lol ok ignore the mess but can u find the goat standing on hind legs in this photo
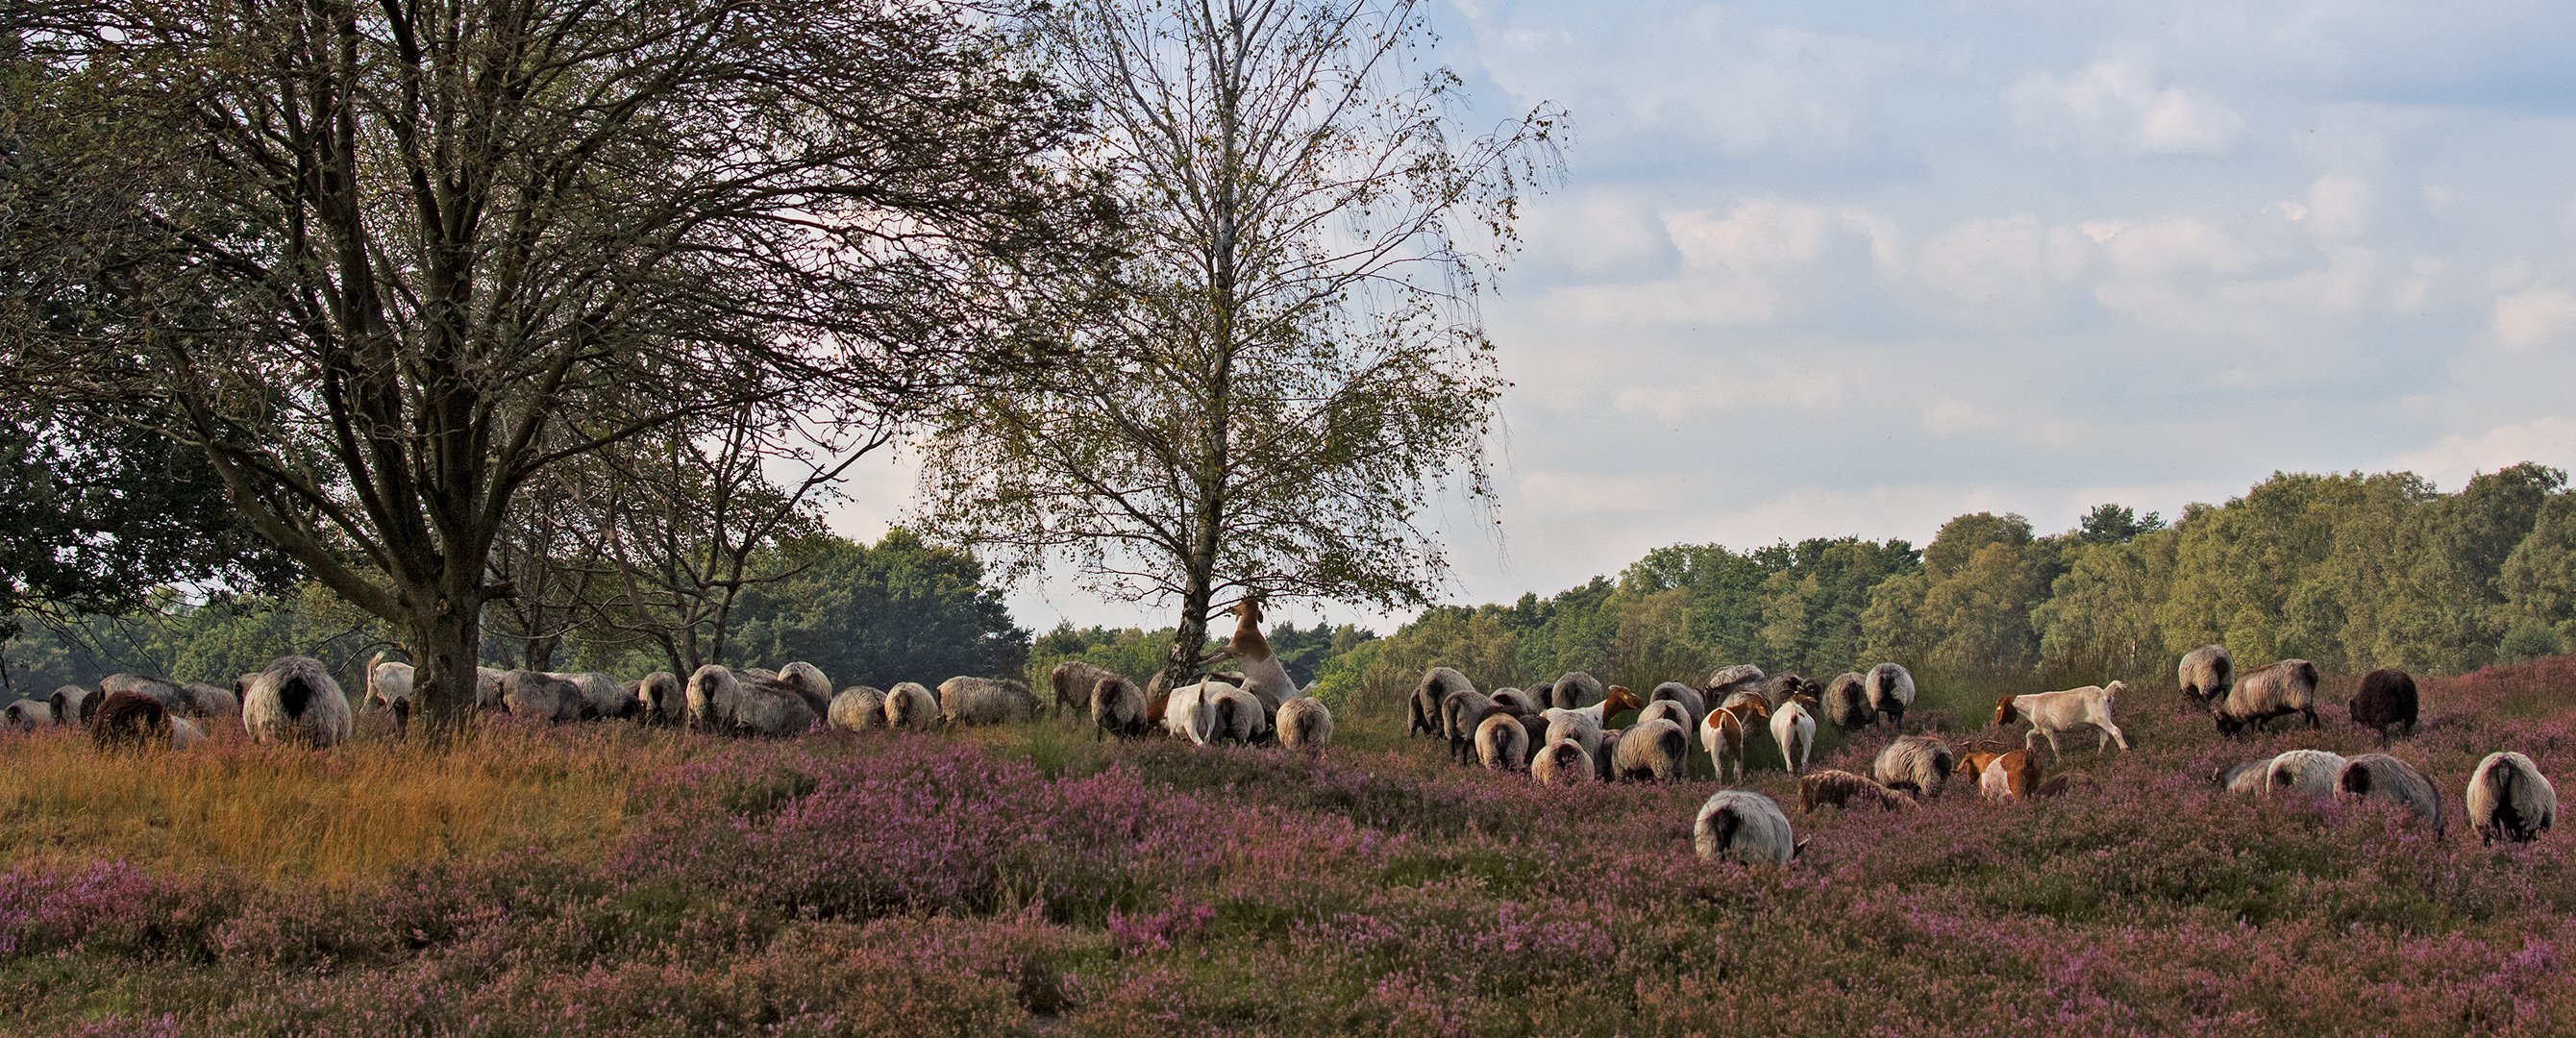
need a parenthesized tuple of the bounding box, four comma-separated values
(1209, 595, 1299, 714)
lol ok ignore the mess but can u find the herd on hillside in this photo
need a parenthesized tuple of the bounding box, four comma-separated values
(3, 599, 2557, 871)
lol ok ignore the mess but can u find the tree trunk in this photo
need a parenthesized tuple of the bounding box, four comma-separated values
(408, 598, 485, 744)
(1159, 560, 1219, 694)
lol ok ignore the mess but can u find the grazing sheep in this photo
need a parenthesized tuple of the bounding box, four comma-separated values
(1611, 718, 1691, 782)
(1552, 672, 1606, 710)
(1694, 790, 1803, 865)
(1637, 701, 1697, 747)
(1865, 663, 1917, 729)
(883, 682, 939, 730)
(2177, 645, 2234, 706)
(2264, 749, 2348, 798)
(1649, 682, 1707, 723)
(1490, 688, 1540, 714)
(1978, 750, 2041, 802)
(774, 662, 833, 716)
(1442, 687, 1498, 764)
(1200, 683, 1269, 745)
(1759, 674, 1813, 709)
(100, 675, 188, 714)
(180, 683, 239, 719)
(475, 667, 509, 710)
(1798, 770, 1918, 813)
(2338, 754, 2442, 834)
(1531, 739, 1595, 785)
(1277, 697, 1332, 753)
(2465, 752, 2557, 845)
(1700, 699, 1768, 783)
(1703, 664, 1766, 698)
(1771, 697, 1817, 775)
(829, 686, 889, 731)
(1090, 676, 1149, 739)
(2216, 759, 2271, 793)
(2348, 668, 2419, 739)
(1994, 682, 2131, 758)
(1543, 685, 1647, 762)
(938, 677, 1043, 727)
(240, 656, 354, 748)
(1525, 680, 1557, 710)
(365, 655, 416, 734)
(89, 691, 205, 752)
(506, 671, 589, 724)
(3, 698, 54, 730)
(685, 666, 740, 731)
(1821, 673, 1872, 729)
(1475, 709, 1531, 772)
(552, 672, 639, 720)
(732, 675, 820, 736)
(1050, 660, 1122, 717)
(48, 684, 93, 728)
(635, 672, 685, 725)
(1411, 667, 1475, 738)
(1873, 735, 1955, 799)
(2214, 659, 2320, 736)
(1594, 729, 1625, 781)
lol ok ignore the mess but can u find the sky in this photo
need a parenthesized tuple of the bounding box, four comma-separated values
(831, 0, 2576, 634)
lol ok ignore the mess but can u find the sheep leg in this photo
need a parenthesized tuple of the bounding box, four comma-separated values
(2304, 706, 2319, 729)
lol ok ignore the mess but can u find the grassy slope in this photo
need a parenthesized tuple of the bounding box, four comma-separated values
(2, 661, 2573, 1035)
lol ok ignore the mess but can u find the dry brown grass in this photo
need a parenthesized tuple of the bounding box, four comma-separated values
(0, 719, 700, 886)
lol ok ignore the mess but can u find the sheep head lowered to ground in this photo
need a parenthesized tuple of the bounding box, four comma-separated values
(241, 655, 353, 748)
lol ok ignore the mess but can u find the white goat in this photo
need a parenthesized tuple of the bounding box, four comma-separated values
(1993, 681, 2130, 758)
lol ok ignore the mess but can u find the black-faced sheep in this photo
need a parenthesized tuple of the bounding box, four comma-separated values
(1090, 676, 1150, 739)
(883, 681, 939, 730)
(2348, 668, 2419, 739)
(1821, 672, 1872, 729)
(505, 670, 589, 724)
(1694, 790, 1802, 865)
(1703, 664, 1765, 699)
(938, 677, 1042, 727)
(1771, 696, 1816, 775)
(1051, 660, 1123, 717)
(1994, 682, 2130, 758)
(1412, 667, 1475, 738)
(1798, 769, 1917, 813)
(89, 690, 206, 752)
(1865, 663, 1916, 730)
(1276, 697, 1331, 753)
(3, 698, 53, 730)
(2215, 659, 2319, 736)
(240, 655, 353, 748)
(1441, 686, 1497, 764)
(1611, 717, 1690, 782)
(1475, 709, 1530, 772)
(635, 672, 685, 725)
(2263, 749, 2347, 798)
(2466, 751, 2556, 845)
(1551, 671, 1605, 710)
(830, 686, 888, 731)
(2338, 754, 2441, 834)
(2177, 644, 2234, 706)
(1873, 735, 1954, 799)
(1531, 738, 1594, 785)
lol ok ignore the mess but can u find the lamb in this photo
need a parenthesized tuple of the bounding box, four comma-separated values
(1703, 664, 1765, 699)
(938, 677, 1043, 727)
(2347, 668, 2419, 740)
(635, 672, 685, 725)
(733, 674, 820, 736)
(240, 655, 354, 748)
(1798, 769, 1918, 813)
(883, 682, 940, 730)
(1531, 739, 1593, 784)
(1411, 667, 1475, 738)
(1699, 698, 1768, 783)
(506, 670, 590, 724)
(2263, 749, 2348, 798)
(1219, 597, 1299, 710)
(1770, 696, 1817, 775)
(1821, 672, 1872, 729)
(1489, 688, 1540, 714)
(1977, 750, 2041, 802)
(1441, 687, 1498, 764)
(1636, 701, 1697, 748)
(1610, 717, 1690, 782)
(1276, 697, 1332, 753)
(775, 662, 833, 717)
(1993, 682, 2130, 758)
(2338, 754, 2442, 834)
(1551, 671, 1605, 710)
(829, 686, 888, 731)
(3, 698, 53, 730)
(48, 684, 93, 727)
(1694, 790, 1804, 865)
(1051, 660, 1123, 718)
(2177, 644, 2234, 706)
(1475, 709, 1531, 772)
(2214, 659, 2319, 736)
(1873, 735, 1955, 799)
(1090, 676, 1149, 739)
(2465, 752, 2556, 845)
(1865, 663, 1917, 729)
(88, 691, 206, 752)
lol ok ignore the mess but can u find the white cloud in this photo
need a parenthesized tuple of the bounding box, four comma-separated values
(2386, 417, 2576, 489)
(2493, 288, 2576, 350)
(2004, 59, 2242, 156)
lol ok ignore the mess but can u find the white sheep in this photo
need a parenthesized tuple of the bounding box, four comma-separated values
(1531, 738, 1594, 785)
(1993, 681, 2130, 759)
(549, 671, 636, 720)
(1694, 790, 1802, 865)
(1475, 710, 1529, 772)
(883, 681, 940, 730)
(2263, 749, 2347, 798)
(1872, 735, 1954, 799)
(2177, 644, 2234, 705)
(364, 655, 416, 734)
(2337, 754, 2442, 834)
(1611, 717, 1690, 782)
(1199, 683, 1269, 744)
(240, 655, 353, 748)
(3, 698, 54, 730)
(775, 662, 833, 716)
(1276, 697, 1332, 753)
(1636, 700, 1697, 748)
(1771, 697, 1817, 775)
(47, 684, 93, 727)
(1865, 663, 1916, 729)
(2466, 752, 2557, 845)
(635, 672, 685, 725)
(829, 686, 888, 731)
(686, 665, 740, 731)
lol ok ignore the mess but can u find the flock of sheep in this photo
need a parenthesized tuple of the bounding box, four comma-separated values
(1402, 644, 2558, 867)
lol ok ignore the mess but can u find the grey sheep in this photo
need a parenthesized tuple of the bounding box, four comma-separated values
(1474, 709, 1528, 772)
(938, 677, 1043, 727)
(3, 698, 54, 729)
(776, 662, 833, 716)
(2338, 754, 2442, 834)
(1051, 660, 1123, 717)
(1695, 790, 1802, 865)
(1821, 672, 1872, 729)
(1276, 697, 1332, 753)
(48, 684, 94, 727)
(1798, 770, 1917, 813)
(2466, 752, 2556, 845)
(1551, 671, 1605, 710)
(1489, 688, 1540, 714)
(733, 674, 820, 736)
(1611, 718, 1690, 782)
(1441, 687, 1496, 764)
(1865, 663, 1916, 729)
(1411, 667, 1475, 738)
(2214, 659, 2319, 736)
(1873, 734, 1954, 799)
(883, 682, 940, 730)
(551, 672, 638, 720)
(240, 655, 353, 748)
(1531, 739, 1594, 785)
(635, 672, 685, 725)
(830, 686, 888, 731)
(2177, 645, 2234, 706)
(685, 665, 740, 731)
(1091, 676, 1150, 739)
(505, 671, 588, 724)
(2264, 749, 2347, 798)
(1703, 664, 1766, 698)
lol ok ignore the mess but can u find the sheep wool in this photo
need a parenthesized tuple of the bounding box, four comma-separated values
(636, 672, 685, 725)
(883, 682, 940, 730)
(1531, 739, 1594, 785)
(2, 698, 53, 730)
(2338, 754, 2442, 834)
(1475, 710, 1529, 772)
(686, 666, 740, 731)
(1277, 697, 1332, 753)
(1051, 661, 1123, 717)
(2215, 659, 2320, 736)
(2177, 644, 2234, 705)
(2466, 752, 2557, 845)
(2348, 668, 2419, 739)
(1821, 672, 1872, 729)
(1694, 790, 1801, 865)
(937, 677, 1042, 728)
(1611, 717, 1690, 782)
(1091, 677, 1149, 739)
(1798, 770, 1916, 813)
(1872, 735, 1954, 799)
(829, 687, 889, 731)
(1865, 663, 1917, 729)
(1411, 668, 1475, 739)
(241, 655, 354, 748)
(2264, 749, 2347, 798)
